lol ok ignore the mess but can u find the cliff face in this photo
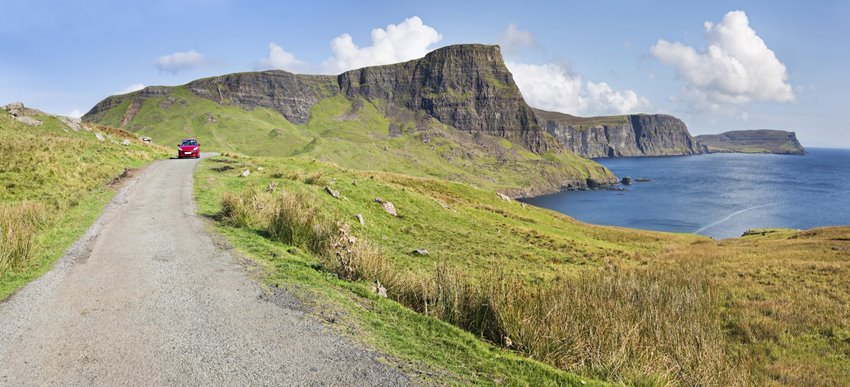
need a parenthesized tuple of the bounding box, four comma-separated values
(338, 45, 550, 153)
(84, 44, 552, 153)
(184, 72, 339, 125)
(695, 130, 806, 155)
(534, 108, 703, 158)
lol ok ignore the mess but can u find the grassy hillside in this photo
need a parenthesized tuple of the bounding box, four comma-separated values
(88, 87, 613, 195)
(0, 110, 168, 299)
(195, 155, 850, 385)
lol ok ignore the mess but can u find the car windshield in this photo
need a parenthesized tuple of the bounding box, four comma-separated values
(180, 140, 197, 146)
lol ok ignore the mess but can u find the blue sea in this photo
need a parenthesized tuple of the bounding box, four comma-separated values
(523, 148, 850, 239)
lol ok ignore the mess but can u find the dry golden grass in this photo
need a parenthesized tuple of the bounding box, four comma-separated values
(210, 158, 849, 385)
(0, 202, 49, 271)
(218, 188, 763, 385)
(0, 112, 168, 297)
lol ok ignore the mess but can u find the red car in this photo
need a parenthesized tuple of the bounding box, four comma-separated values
(177, 138, 200, 159)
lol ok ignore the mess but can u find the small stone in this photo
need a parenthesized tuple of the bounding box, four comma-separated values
(95, 132, 105, 142)
(504, 336, 513, 347)
(374, 197, 385, 204)
(381, 201, 397, 216)
(325, 186, 340, 199)
(355, 213, 365, 225)
(352, 180, 358, 186)
(140, 136, 152, 143)
(266, 181, 278, 192)
(257, 166, 264, 171)
(240, 169, 251, 177)
(412, 249, 429, 256)
(371, 280, 387, 298)
(121, 139, 131, 146)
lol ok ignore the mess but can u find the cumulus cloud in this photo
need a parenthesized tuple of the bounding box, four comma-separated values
(155, 50, 207, 74)
(651, 10, 794, 110)
(256, 43, 305, 72)
(498, 24, 538, 55)
(507, 62, 649, 116)
(117, 83, 145, 94)
(321, 16, 442, 73)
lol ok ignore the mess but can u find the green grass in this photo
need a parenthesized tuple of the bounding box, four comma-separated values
(85, 88, 616, 195)
(195, 158, 603, 386)
(0, 111, 168, 299)
(196, 154, 850, 385)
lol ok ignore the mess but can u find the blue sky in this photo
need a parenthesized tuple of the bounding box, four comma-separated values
(1, 0, 848, 147)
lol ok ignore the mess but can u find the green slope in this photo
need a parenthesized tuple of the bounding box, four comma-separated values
(87, 87, 614, 195)
(195, 154, 850, 385)
(0, 109, 168, 298)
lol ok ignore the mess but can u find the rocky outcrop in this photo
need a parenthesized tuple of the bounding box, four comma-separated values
(339, 44, 550, 153)
(84, 44, 552, 153)
(185, 72, 339, 124)
(694, 130, 806, 155)
(534, 108, 703, 158)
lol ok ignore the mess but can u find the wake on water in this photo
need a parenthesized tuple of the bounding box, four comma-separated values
(695, 203, 777, 235)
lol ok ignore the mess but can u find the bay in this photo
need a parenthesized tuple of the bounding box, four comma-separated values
(523, 148, 850, 239)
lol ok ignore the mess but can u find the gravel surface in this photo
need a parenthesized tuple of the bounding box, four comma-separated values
(0, 154, 409, 386)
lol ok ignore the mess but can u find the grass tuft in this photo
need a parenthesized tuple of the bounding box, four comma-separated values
(0, 202, 49, 271)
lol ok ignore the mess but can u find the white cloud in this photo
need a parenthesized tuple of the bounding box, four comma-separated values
(651, 10, 794, 110)
(155, 50, 207, 74)
(507, 62, 649, 116)
(117, 83, 145, 95)
(320, 16, 442, 73)
(498, 24, 537, 55)
(67, 109, 83, 118)
(256, 43, 305, 72)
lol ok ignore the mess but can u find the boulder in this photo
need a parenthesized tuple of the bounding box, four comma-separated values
(95, 132, 105, 141)
(57, 116, 81, 131)
(496, 192, 512, 201)
(121, 139, 131, 146)
(355, 213, 365, 225)
(15, 116, 42, 126)
(240, 169, 251, 177)
(620, 176, 633, 185)
(4, 102, 23, 116)
(412, 249, 429, 256)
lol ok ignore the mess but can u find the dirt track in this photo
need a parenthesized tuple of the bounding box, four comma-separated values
(0, 155, 408, 386)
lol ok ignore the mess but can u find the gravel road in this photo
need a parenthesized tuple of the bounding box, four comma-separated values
(0, 155, 409, 386)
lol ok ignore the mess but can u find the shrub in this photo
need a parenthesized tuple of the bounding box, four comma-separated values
(218, 186, 743, 385)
